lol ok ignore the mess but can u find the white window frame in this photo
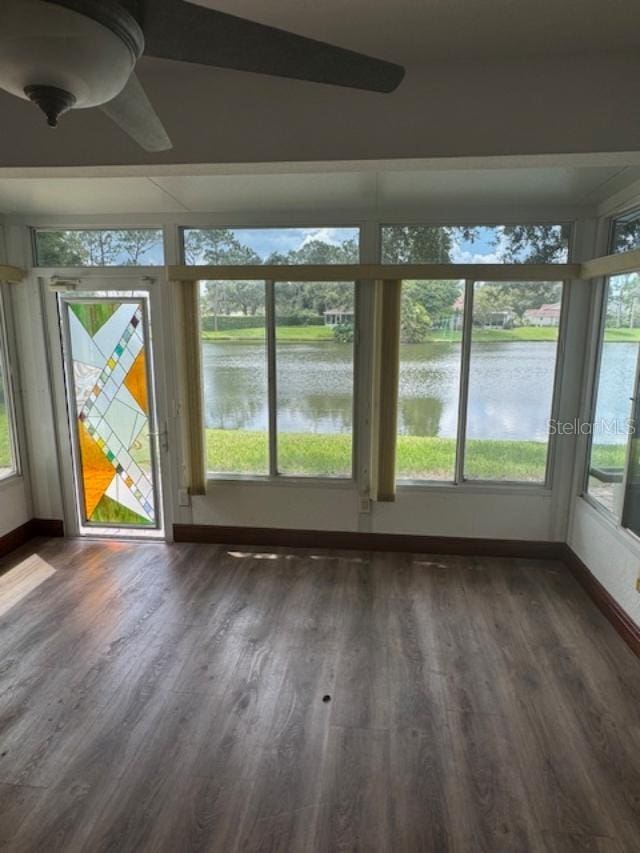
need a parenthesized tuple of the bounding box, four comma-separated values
(26, 215, 580, 499)
(0, 283, 21, 482)
(582, 202, 640, 531)
(379, 220, 573, 491)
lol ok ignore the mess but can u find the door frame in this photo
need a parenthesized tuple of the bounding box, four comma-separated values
(41, 268, 174, 539)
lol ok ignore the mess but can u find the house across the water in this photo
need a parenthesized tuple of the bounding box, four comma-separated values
(324, 309, 355, 326)
(524, 302, 562, 327)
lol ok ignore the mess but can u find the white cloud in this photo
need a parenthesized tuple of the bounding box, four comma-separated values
(299, 227, 346, 248)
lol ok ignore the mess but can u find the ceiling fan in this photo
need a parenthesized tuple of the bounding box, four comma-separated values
(0, 0, 405, 152)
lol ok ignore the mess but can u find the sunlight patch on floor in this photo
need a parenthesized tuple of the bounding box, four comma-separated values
(0, 554, 56, 618)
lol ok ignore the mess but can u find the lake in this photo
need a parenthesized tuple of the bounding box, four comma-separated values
(201, 340, 638, 443)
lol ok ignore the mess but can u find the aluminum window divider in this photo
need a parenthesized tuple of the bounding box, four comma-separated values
(582, 276, 608, 497)
(454, 279, 475, 484)
(542, 280, 571, 491)
(265, 280, 278, 478)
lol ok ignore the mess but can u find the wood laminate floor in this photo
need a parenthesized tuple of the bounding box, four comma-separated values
(0, 538, 639, 852)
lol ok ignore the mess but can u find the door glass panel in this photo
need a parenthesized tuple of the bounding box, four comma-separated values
(622, 393, 640, 536)
(0, 312, 17, 479)
(64, 299, 158, 527)
(587, 274, 640, 515)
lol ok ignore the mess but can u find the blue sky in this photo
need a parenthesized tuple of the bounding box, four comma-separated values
(218, 225, 502, 263)
(227, 227, 359, 260)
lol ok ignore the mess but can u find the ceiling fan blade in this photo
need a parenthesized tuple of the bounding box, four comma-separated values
(141, 0, 405, 93)
(100, 72, 173, 152)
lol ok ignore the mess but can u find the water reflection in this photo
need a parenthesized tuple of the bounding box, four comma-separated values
(202, 339, 606, 442)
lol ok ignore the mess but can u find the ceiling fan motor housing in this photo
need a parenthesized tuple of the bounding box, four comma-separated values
(0, 0, 144, 125)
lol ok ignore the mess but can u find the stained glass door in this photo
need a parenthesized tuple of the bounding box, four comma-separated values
(61, 296, 162, 530)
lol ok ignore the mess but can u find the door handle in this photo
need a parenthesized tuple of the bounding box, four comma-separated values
(148, 428, 169, 452)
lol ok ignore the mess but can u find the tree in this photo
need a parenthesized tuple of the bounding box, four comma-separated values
(229, 281, 264, 316)
(116, 229, 162, 265)
(35, 230, 87, 266)
(482, 281, 562, 322)
(472, 285, 514, 326)
(401, 300, 431, 343)
(35, 228, 163, 266)
(183, 228, 262, 266)
(403, 279, 461, 323)
(333, 323, 354, 343)
(612, 218, 640, 254)
(498, 224, 570, 263)
(381, 225, 454, 263)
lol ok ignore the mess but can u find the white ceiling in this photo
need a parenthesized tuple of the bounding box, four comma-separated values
(200, 0, 640, 62)
(0, 162, 638, 218)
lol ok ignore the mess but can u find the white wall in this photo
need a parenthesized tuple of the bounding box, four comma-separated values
(194, 482, 557, 540)
(0, 477, 30, 537)
(0, 233, 32, 536)
(3, 226, 65, 526)
(566, 199, 640, 624)
(569, 498, 640, 625)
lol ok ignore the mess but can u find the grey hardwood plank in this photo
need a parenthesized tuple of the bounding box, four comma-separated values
(0, 782, 45, 847)
(314, 726, 392, 852)
(331, 557, 390, 730)
(0, 538, 639, 851)
(540, 831, 626, 852)
(387, 725, 456, 851)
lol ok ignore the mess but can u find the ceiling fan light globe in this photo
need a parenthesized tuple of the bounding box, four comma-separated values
(0, 0, 136, 110)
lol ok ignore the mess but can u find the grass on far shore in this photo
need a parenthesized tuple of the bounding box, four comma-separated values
(0, 406, 12, 470)
(201, 325, 563, 343)
(205, 429, 561, 480)
(202, 323, 640, 344)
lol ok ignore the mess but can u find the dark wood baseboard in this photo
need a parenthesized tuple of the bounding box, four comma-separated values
(0, 518, 64, 561)
(32, 518, 65, 538)
(0, 521, 33, 560)
(173, 523, 563, 560)
(561, 543, 640, 658)
(174, 524, 640, 658)
(5, 519, 637, 660)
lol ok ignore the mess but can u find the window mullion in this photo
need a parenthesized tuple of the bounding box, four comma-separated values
(265, 280, 278, 478)
(455, 279, 474, 484)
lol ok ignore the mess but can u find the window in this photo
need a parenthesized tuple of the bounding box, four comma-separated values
(611, 209, 640, 254)
(201, 280, 269, 476)
(396, 280, 464, 481)
(384, 224, 569, 486)
(464, 281, 563, 482)
(34, 229, 164, 266)
(587, 274, 640, 515)
(275, 281, 355, 477)
(381, 224, 571, 264)
(196, 227, 359, 478)
(184, 227, 359, 264)
(0, 295, 18, 479)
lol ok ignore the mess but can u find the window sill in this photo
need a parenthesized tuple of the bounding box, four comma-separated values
(578, 492, 640, 551)
(200, 476, 552, 498)
(0, 472, 22, 491)
(205, 475, 356, 491)
(396, 480, 553, 497)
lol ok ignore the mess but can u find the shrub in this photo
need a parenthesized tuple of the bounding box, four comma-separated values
(333, 323, 354, 343)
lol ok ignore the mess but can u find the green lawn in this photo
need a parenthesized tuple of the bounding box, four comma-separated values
(0, 405, 12, 470)
(589, 443, 627, 469)
(202, 325, 335, 342)
(206, 429, 552, 481)
(201, 325, 567, 343)
(603, 328, 640, 342)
